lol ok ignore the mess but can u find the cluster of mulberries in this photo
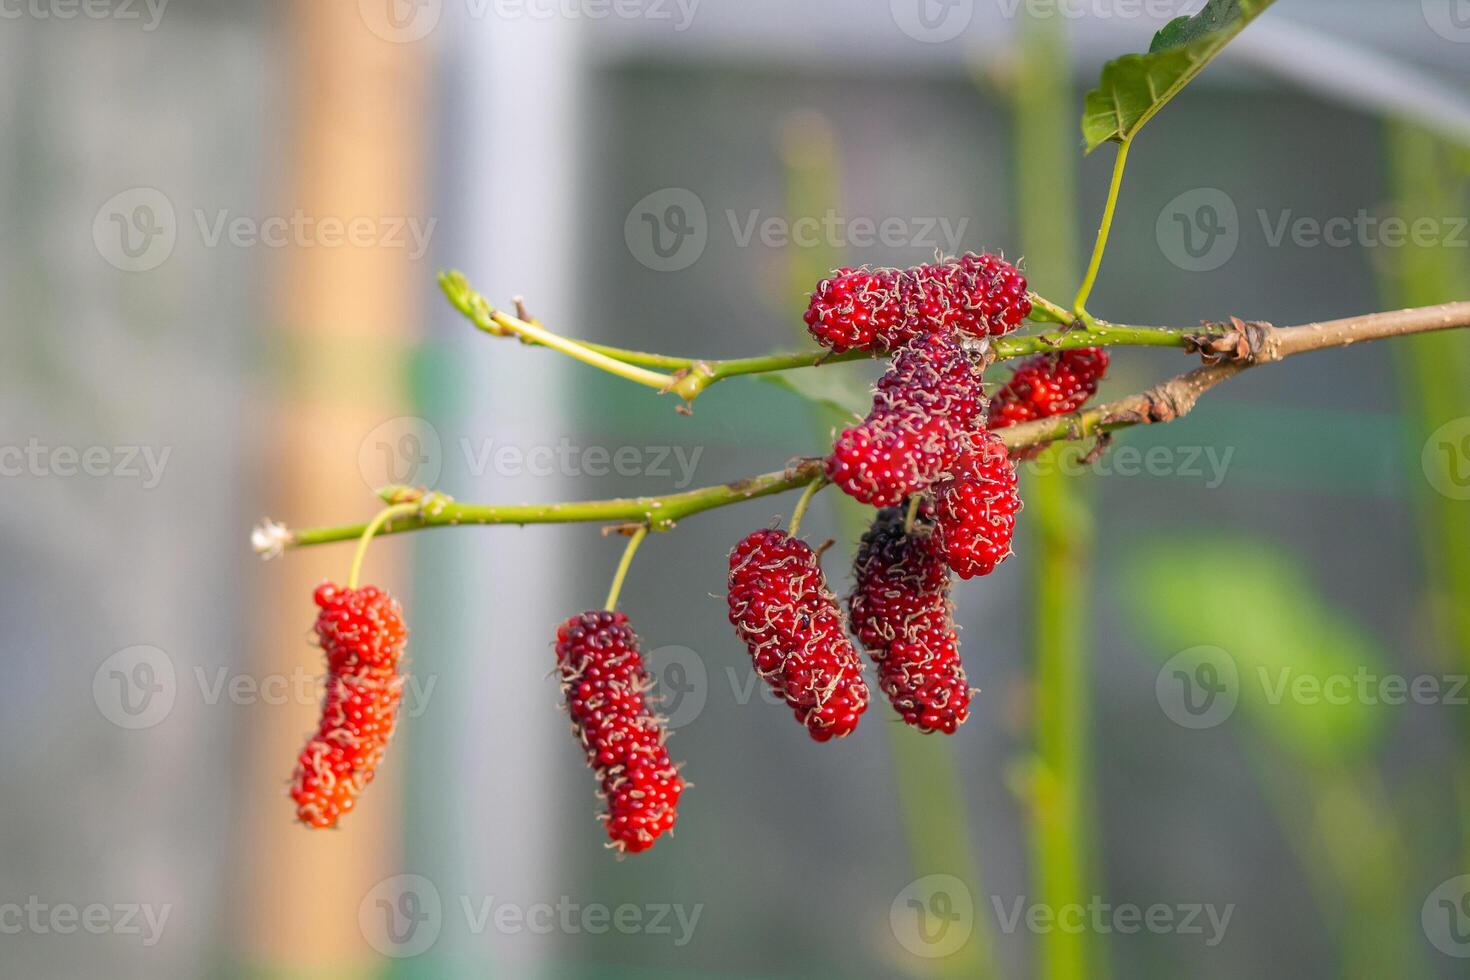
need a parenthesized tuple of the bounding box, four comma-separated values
(826, 331, 987, 507)
(850, 508, 971, 734)
(727, 529, 870, 741)
(804, 253, 1032, 353)
(555, 611, 685, 854)
(292, 583, 408, 829)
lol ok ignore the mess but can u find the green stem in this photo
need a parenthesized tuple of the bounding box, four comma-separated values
(1073, 138, 1131, 317)
(443, 268, 1192, 401)
(346, 502, 420, 588)
(285, 460, 826, 549)
(603, 525, 649, 610)
(787, 477, 826, 536)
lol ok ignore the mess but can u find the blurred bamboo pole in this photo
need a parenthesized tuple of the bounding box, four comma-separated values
(1381, 122, 1470, 865)
(234, 5, 432, 976)
(1007, 14, 1100, 980)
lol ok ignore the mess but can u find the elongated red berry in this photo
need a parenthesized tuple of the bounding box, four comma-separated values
(555, 611, 684, 854)
(292, 583, 408, 829)
(804, 254, 1031, 353)
(727, 529, 869, 740)
(827, 331, 986, 506)
(932, 432, 1021, 579)
(989, 347, 1109, 429)
(850, 508, 971, 734)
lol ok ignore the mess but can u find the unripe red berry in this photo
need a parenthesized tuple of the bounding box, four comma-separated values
(989, 347, 1109, 429)
(827, 331, 986, 507)
(931, 432, 1021, 579)
(292, 583, 408, 829)
(727, 529, 870, 741)
(850, 508, 971, 734)
(555, 610, 685, 854)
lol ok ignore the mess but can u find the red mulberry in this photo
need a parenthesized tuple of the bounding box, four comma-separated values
(804, 253, 1031, 353)
(932, 432, 1021, 579)
(803, 267, 913, 353)
(989, 347, 1109, 430)
(850, 508, 971, 734)
(555, 610, 685, 854)
(727, 529, 870, 741)
(826, 331, 986, 507)
(925, 252, 1032, 339)
(292, 583, 408, 829)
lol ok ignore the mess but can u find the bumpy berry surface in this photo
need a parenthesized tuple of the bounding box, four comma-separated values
(989, 347, 1109, 429)
(555, 610, 685, 854)
(292, 583, 408, 829)
(803, 267, 912, 353)
(922, 253, 1031, 339)
(932, 432, 1021, 579)
(827, 331, 985, 507)
(850, 508, 971, 734)
(727, 529, 870, 741)
(804, 253, 1031, 353)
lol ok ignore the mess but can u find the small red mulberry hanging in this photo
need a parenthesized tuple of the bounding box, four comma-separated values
(292, 583, 408, 829)
(555, 610, 685, 854)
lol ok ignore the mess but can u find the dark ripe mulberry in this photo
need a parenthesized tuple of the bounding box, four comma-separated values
(850, 508, 971, 734)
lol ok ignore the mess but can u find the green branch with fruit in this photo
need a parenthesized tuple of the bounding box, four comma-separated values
(253, 0, 1470, 857)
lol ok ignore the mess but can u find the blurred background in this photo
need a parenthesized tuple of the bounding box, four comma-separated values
(2, 0, 1469, 977)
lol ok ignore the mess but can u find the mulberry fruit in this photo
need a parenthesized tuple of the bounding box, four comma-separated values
(803, 253, 1031, 353)
(292, 583, 408, 829)
(926, 252, 1032, 339)
(827, 331, 986, 507)
(931, 432, 1021, 579)
(727, 529, 870, 741)
(850, 507, 971, 734)
(555, 610, 685, 854)
(989, 347, 1109, 430)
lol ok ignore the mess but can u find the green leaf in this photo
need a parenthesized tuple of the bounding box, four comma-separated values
(1082, 0, 1275, 152)
(1121, 535, 1391, 764)
(756, 361, 876, 422)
